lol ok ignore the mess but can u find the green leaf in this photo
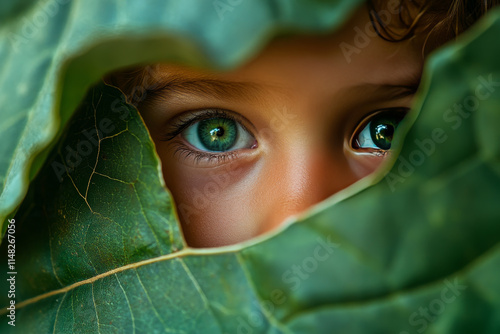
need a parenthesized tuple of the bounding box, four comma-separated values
(2, 1, 500, 334)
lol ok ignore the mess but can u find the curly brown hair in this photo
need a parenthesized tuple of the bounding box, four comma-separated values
(368, 0, 500, 43)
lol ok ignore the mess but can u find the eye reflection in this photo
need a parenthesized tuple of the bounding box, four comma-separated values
(352, 108, 408, 152)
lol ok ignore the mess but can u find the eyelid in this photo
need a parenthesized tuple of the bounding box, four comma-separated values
(159, 108, 256, 142)
(350, 107, 409, 150)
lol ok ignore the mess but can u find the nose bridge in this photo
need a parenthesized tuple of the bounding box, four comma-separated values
(258, 144, 353, 233)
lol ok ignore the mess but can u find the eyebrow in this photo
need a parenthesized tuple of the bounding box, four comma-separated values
(356, 83, 419, 100)
(139, 72, 420, 108)
(141, 75, 264, 105)
(354, 57, 423, 99)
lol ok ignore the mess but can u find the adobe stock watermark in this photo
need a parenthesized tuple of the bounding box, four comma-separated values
(5, 219, 17, 327)
(51, 65, 162, 182)
(8, 0, 71, 52)
(400, 278, 467, 334)
(176, 106, 297, 225)
(340, 0, 402, 64)
(385, 73, 500, 192)
(281, 235, 340, 291)
(235, 236, 340, 334)
(213, 0, 244, 21)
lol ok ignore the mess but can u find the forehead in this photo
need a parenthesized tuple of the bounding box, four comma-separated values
(142, 6, 423, 111)
(149, 5, 423, 95)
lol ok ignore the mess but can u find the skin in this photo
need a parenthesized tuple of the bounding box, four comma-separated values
(128, 5, 428, 247)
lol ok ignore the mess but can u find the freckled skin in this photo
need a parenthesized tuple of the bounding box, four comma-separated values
(134, 5, 429, 247)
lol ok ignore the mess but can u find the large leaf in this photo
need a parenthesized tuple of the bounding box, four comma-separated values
(0, 0, 363, 233)
(1, 4, 500, 333)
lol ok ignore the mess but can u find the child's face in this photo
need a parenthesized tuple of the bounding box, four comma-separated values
(136, 6, 425, 247)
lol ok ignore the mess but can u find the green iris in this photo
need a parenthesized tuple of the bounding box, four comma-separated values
(369, 111, 405, 150)
(197, 117, 238, 152)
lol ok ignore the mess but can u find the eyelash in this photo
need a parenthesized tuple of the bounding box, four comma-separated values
(171, 142, 239, 164)
(161, 109, 254, 164)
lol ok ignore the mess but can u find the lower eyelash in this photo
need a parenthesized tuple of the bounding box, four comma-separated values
(373, 150, 389, 157)
(172, 141, 238, 165)
(351, 146, 391, 157)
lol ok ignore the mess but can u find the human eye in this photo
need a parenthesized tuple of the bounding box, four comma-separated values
(162, 109, 257, 164)
(351, 108, 408, 154)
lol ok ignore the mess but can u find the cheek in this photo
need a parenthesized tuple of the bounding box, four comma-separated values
(156, 144, 262, 247)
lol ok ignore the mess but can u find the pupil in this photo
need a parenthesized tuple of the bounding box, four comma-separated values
(198, 118, 237, 152)
(210, 127, 225, 138)
(375, 124, 394, 141)
(366, 109, 407, 151)
(372, 123, 394, 150)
